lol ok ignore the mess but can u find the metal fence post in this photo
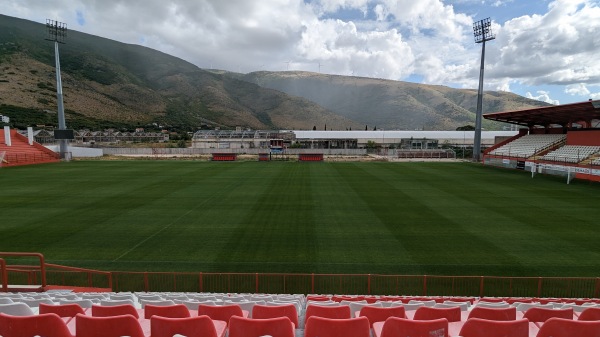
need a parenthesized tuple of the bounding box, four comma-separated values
(480, 276, 485, 297)
(144, 272, 149, 292)
(199, 272, 203, 292)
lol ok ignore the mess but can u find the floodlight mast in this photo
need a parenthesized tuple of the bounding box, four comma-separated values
(472, 17, 495, 162)
(45, 19, 69, 160)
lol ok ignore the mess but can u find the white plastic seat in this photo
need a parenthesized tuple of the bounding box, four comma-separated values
(100, 299, 136, 307)
(0, 302, 35, 316)
(349, 302, 382, 316)
(60, 299, 95, 308)
(443, 300, 470, 311)
(18, 298, 56, 307)
(0, 298, 14, 304)
(139, 299, 175, 308)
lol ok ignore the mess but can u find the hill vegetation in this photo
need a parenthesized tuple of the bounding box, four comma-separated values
(1, 14, 548, 132)
(236, 71, 550, 130)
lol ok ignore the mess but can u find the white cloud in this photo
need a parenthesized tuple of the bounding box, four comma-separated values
(526, 91, 560, 105)
(487, 0, 600, 86)
(565, 83, 591, 96)
(591, 92, 600, 99)
(2, 0, 600, 105)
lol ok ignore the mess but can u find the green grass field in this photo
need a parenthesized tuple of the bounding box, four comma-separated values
(1, 160, 599, 277)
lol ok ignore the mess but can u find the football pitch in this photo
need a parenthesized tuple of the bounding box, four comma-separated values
(1, 160, 599, 277)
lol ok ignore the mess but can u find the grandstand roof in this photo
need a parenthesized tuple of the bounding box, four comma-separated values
(292, 130, 517, 141)
(484, 100, 600, 127)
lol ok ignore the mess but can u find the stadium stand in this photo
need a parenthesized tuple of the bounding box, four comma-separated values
(541, 145, 600, 163)
(0, 129, 60, 167)
(4, 291, 600, 336)
(487, 134, 566, 158)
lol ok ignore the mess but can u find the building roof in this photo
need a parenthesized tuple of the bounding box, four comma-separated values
(292, 130, 517, 140)
(483, 100, 600, 127)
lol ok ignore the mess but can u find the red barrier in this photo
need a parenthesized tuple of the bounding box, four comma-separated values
(212, 153, 237, 161)
(298, 153, 323, 162)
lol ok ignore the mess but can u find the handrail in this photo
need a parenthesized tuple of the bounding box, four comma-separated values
(45, 263, 113, 289)
(0, 252, 46, 288)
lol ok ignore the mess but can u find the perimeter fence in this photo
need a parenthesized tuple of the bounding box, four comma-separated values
(2, 253, 599, 298)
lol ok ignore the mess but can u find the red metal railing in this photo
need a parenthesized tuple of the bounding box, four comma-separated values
(0, 258, 7, 292)
(0, 252, 111, 291)
(2, 253, 599, 298)
(110, 271, 600, 298)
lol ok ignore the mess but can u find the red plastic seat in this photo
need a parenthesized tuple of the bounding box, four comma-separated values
(358, 306, 406, 327)
(523, 307, 573, 323)
(467, 306, 517, 321)
(228, 315, 295, 337)
(579, 307, 600, 321)
(376, 317, 449, 337)
(307, 295, 330, 302)
(0, 312, 72, 337)
(197, 304, 243, 325)
(39, 303, 85, 318)
(304, 304, 351, 324)
(413, 306, 461, 322)
(305, 316, 370, 337)
(459, 318, 529, 337)
(333, 295, 365, 302)
(536, 317, 600, 337)
(150, 315, 221, 337)
(75, 313, 144, 337)
(91, 304, 139, 318)
(144, 303, 190, 319)
(252, 303, 298, 327)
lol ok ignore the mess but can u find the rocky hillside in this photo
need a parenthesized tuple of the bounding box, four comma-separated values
(236, 71, 550, 130)
(0, 14, 549, 132)
(0, 15, 359, 131)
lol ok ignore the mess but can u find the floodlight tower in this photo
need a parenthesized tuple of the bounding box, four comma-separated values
(46, 19, 70, 160)
(472, 17, 495, 162)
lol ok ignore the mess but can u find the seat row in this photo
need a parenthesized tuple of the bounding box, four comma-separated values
(2, 304, 600, 337)
(541, 145, 600, 163)
(489, 134, 566, 158)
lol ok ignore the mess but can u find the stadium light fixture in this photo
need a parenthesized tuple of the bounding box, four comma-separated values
(472, 17, 495, 162)
(45, 19, 71, 160)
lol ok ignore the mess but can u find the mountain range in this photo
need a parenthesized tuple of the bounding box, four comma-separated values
(0, 14, 549, 132)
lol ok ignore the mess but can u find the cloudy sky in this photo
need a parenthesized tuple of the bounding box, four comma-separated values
(3, 0, 600, 105)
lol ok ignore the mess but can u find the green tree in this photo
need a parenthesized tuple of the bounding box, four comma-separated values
(456, 125, 475, 131)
